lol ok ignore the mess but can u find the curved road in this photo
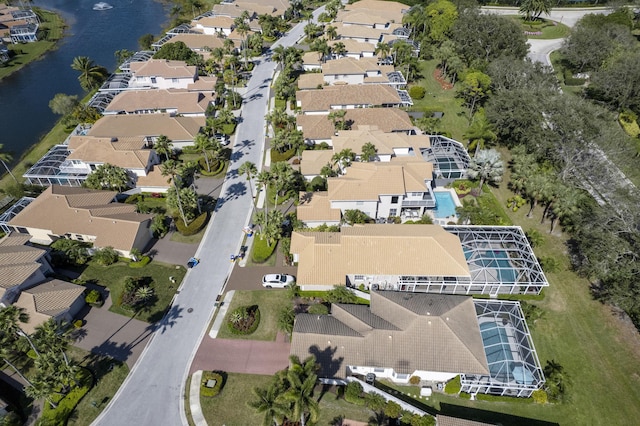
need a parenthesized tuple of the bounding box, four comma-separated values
(92, 8, 324, 426)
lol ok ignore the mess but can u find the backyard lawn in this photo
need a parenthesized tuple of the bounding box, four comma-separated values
(406, 60, 470, 141)
(77, 259, 186, 323)
(215, 290, 291, 341)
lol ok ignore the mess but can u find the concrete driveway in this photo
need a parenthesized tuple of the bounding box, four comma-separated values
(190, 333, 290, 375)
(74, 304, 153, 369)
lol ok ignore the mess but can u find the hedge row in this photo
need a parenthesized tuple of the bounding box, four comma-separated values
(270, 147, 295, 162)
(128, 256, 151, 268)
(175, 212, 208, 236)
(251, 237, 277, 263)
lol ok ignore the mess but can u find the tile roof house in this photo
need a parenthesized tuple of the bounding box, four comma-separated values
(103, 89, 216, 117)
(0, 233, 53, 307)
(327, 39, 377, 60)
(290, 290, 489, 384)
(8, 186, 153, 257)
(128, 59, 198, 90)
(192, 15, 236, 36)
(167, 33, 232, 58)
(290, 224, 470, 290)
(337, 0, 409, 28)
(298, 57, 404, 90)
(87, 113, 206, 149)
(296, 108, 414, 144)
(14, 279, 85, 334)
(297, 191, 342, 228)
(296, 85, 402, 114)
(298, 162, 435, 225)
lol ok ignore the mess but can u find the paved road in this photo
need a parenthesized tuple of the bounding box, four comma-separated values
(92, 8, 324, 426)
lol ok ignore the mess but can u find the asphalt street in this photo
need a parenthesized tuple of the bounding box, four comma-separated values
(92, 7, 324, 426)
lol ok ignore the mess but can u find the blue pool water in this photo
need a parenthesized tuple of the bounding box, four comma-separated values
(434, 191, 457, 218)
(464, 249, 517, 284)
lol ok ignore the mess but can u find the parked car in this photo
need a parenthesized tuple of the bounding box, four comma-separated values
(214, 133, 230, 146)
(262, 274, 295, 288)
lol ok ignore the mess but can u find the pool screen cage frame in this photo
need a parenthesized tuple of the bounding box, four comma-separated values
(421, 135, 470, 180)
(444, 225, 550, 295)
(460, 299, 545, 397)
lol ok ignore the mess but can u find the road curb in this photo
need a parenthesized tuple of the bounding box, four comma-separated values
(189, 370, 208, 426)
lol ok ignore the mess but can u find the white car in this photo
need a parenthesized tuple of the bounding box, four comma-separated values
(262, 274, 295, 288)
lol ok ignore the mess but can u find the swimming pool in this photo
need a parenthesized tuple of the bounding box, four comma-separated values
(434, 191, 457, 218)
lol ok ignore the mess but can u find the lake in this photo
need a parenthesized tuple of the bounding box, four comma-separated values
(0, 0, 169, 164)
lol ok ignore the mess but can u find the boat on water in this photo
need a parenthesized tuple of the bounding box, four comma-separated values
(93, 2, 113, 10)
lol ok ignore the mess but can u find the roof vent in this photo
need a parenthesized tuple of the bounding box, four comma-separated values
(317, 315, 321, 320)
(446, 317, 449, 321)
(327, 340, 331, 345)
(428, 321, 432, 325)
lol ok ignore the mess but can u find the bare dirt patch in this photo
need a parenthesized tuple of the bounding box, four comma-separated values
(434, 67, 453, 90)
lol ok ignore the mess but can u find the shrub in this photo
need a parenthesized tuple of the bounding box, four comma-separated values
(93, 246, 120, 266)
(84, 289, 102, 306)
(444, 375, 461, 394)
(73, 319, 84, 328)
(532, 389, 548, 404)
(344, 381, 364, 405)
(200, 371, 224, 397)
(540, 256, 561, 273)
(563, 69, 586, 86)
(128, 256, 151, 268)
(41, 369, 91, 424)
(175, 212, 208, 236)
(251, 236, 277, 263)
(198, 157, 224, 175)
(270, 147, 295, 162)
(326, 286, 357, 304)
(308, 303, 329, 315)
(408, 85, 426, 100)
(227, 305, 261, 335)
(124, 193, 144, 204)
(409, 375, 421, 385)
(476, 393, 534, 403)
(619, 110, 640, 138)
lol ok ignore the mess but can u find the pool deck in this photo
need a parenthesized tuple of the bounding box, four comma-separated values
(432, 188, 462, 224)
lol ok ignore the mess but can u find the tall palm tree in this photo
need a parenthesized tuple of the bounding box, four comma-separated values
(154, 135, 173, 162)
(256, 170, 272, 225)
(270, 162, 295, 207)
(464, 112, 497, 155)
(524, 173, 551, 218)
(374, 42, 391, 63)
(70, 56, 108, 91)
(327, 109, 347, 132)
(548, 186, 582, 233)
(331, 148, 355, 174)
(466, 149, 504, 189)
(0, 306, 31, 385)
(271, 45, 287, 70)
(331, 42, 346, 59)
(360, 142, 377, 162)
(325, 25, 337, 41)
(194, 133, 216, 172)
(278, 356, 319, 426)
(161, 160, 188, 226)
(239, 161, 258, 199)
(0, 144, 17, 183)
(248, 385, 288, 426)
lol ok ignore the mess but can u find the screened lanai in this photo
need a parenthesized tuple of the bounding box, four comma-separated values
(23, 145, 88, 187)
(443, 226, 549, 295)
(460, 299, 545, 397)
(421, 135, 470, 180)
(0, 197, 35, 234)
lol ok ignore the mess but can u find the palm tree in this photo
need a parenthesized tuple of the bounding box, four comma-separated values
(278, 356, 319, 426)
(271, 45, 287, 70)
(239, 161, 258, 199)
(331, 42, 346, 59)
(161, 160, 188, 226)
(331, 148, 355, 174)
(519, 0, 553, 22)
(548, 186, 582, 233)
(325, 25, 337, 41)
(154, 135, 173, 162)
(0, 144, 17, 183)
(327, 109, 347, 132)
(270, 162, 295, 207)
(25, 376, 58, 409)
(256, 170, 272, 219)
(0, 306, 31, 385)
(248, 385, 288, 426)
(70, 56, 108, 91)
(464, 112, 497, 155)
(360, 142, 377, 162)
(524, 173, 551, 218)
(194, 133, 216, 172)
(135, 286, 155, 305)
(466, 149, 504, 189)
(374, 42, 391, 63)
(263, 211, 284, 247)
(130, 247, 143, 262)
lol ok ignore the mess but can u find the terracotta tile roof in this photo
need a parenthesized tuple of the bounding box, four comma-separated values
(343, 0, 409, 17)
(291, 291, 489, 378)
(67, 136, 151, 170)
(298, 73, 325, 90)
(297, 108, 413, 140)
(300, 150, 333, 175)
(333, 22, 402, 40)
(332, 128, 430, 156)
(129, 59, 196, 79)
(196, 15, 235, 29)
(328, 162, 433, 201)
(8, 186, 152, 253)
(0, 264, 41, 290)
(296, 85, 401, 112)
(169, 33, 226, 51)
(327, 39, 376, 55)
(14, 279, 85, 334)
(188, 76, 218, 91)
(88, 114, 205, 142)
(104, 89, 215, 115)
(135, 165, 171, 189)
(291, 224, 470, 287)
(322, 57, 389, 76)
(297, 192, 341, 222)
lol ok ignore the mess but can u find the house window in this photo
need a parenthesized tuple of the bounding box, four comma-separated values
(374, 368, 385, 373)
(391, 196, 398, 204)
(356, 201, 363, 206)
(150, 77, 157, 84)
(389, 209, 397, 216)
(354, 275, 364, 281)
(171, 78, 178, 83)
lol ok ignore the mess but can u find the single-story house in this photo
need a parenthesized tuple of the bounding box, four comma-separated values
(296, 84, 402, 114)
(102, 89, 216, 117)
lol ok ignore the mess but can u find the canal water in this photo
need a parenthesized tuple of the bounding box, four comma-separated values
(0, 0, 169, 163)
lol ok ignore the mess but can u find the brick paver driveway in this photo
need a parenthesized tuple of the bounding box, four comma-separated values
(190, 333, 290, 375)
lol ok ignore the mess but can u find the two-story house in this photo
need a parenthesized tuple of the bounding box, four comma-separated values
(103, 89, 216, 117)
(128, 59, 198, 90)
(298, 57, 405, 89)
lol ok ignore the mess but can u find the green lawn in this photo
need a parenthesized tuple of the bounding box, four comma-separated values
(59, 346, 129, 426)
(0, 9, 65, 81)
(215, 290, 292, 341)
(78, 259, 186, 323)
(506, 16, 571, 40)
(407, 59, 469, 141)
(199, 373, 374, 426)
